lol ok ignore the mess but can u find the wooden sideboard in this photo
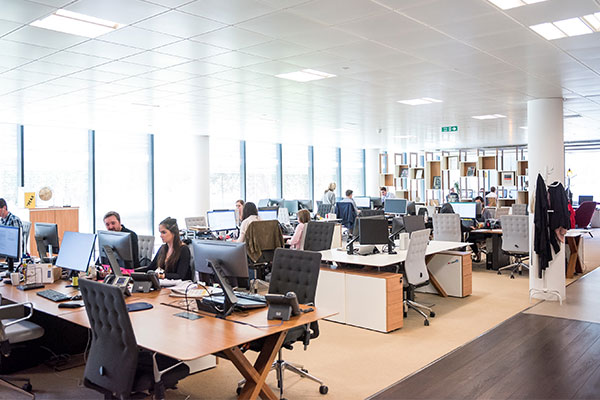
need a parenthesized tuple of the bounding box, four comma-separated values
(29, 207, 79, 257)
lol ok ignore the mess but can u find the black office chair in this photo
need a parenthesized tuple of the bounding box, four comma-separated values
(407, 201, 416, 215)
(360, 209, 384, 218)
(303, 221, 335, 251)
(316, 203, 333, 218)
(244, 220, 284, 291)
(79, 279, 189, 399)
(334, 202, 357, 231)
(238, 248, 327, 398)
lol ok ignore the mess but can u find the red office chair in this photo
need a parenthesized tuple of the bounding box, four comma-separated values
(575, 201, 597, 237)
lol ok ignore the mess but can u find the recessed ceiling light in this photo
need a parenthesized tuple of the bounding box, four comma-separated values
(275, 69, 336, 82)
(553, 17, 593, 37)
(30, 9, 125, 38)
(397, 98, 443, 106)
(487, 0, 548, 10)
(530, 23, 566, 40)
(583, 13, 600, 30)
(472, 114, 507, 120)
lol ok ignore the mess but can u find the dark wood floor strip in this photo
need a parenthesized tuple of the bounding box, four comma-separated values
(370, 314, 600, 400)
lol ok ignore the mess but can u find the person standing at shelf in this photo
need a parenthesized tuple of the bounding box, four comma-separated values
(0, 198, 22, 229)
(103, 211, 140, 268)
(236, 202, 261, 243)
(235, 199, 245, 227)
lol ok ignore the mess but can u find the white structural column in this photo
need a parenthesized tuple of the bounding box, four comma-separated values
(193, 135, 210, 216)
(528, 98, 565, 301)
(365, 148, 381, 196)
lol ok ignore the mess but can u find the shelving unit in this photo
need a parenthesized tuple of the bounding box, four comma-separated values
(460, 161, 477, 177)
(379, 173, 394, 187)
(425, 160, 441, 190)
(477, 155, 496, 170)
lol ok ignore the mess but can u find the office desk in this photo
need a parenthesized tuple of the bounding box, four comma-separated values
(470, 228, 508, 270)
(1, 280, 332, 400)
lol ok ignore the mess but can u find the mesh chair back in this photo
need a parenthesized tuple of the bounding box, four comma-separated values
(360, 209, 384, 217)
(303, 222, 335, 252)
(496, 207, 510, 218)
(404, 229, 430, 286)
(317, 203, 333, 217)
(79, 279, 138, 397)
(511, 204, 527, 215)
(269, 248, 322, 304)
(500, 215, 529, 255)
(185, 216, 206, 229)
(137, 235, 155, 264)
(432, 213, 461, 242)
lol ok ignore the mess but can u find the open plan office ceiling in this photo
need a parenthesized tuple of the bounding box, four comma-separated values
(1, 0, 600, 150)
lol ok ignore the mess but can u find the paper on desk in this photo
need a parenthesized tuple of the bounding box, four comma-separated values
(169, 284, 222, 298)
(158, 278, 182, 288)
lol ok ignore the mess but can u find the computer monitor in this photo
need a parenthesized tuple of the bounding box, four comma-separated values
(449, 202, 477, 219)
(97, 230, 134, 270)
(257, 199, 269, 207)
(298, 199, 313, 212)
(475, 202, 483, 218)
(359, 218, 390, 246)
(391, 217, 404, 236)
(353, 214, 385, 237)
(268, 198, 284, 207)
(34, 222, 59, 262)
(403, 215, 426, 234)
(354, 196, 371, 209)
(371, 197, 383, 208)
(258, 209, 278, 221)
(207, 210, 237, 231)
(192, 240, 249, 287)
(283, 200, 299, 214)
(205, 259, 238, 317)
(55, 231, 96, 273)
(0, 225, 21, 271)
(579, 195, 594, 204)
(384, 198, 408, 214)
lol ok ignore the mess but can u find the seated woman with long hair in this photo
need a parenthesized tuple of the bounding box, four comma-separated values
(147, 217, 191, 280)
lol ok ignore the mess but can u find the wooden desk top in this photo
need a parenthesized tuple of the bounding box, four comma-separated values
(320, 240, 467, 267)
(1, 279, 333, 361)
(471, 228, 503, 234)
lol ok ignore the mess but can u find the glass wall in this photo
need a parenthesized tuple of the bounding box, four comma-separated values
(246, 141, 279, 203)
(314, 147, 339, 202)
(0, 124, 18, 209)
(209, 138, 241, 210)
(24, 126, 92, 233)
(282, 144, 310, 200)
(341, 148, 365, 196)
(95, 132, 152, 235)
(566, 149, 600, 204)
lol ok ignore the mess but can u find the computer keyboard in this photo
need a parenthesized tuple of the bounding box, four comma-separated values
(233, 291, 266, 303)
(37, 289, 73, 302)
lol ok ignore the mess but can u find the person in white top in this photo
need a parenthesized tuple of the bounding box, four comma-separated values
(236, 202, 261, 243)
(380, 187, 395, 201)
(322, 182, 336, 206)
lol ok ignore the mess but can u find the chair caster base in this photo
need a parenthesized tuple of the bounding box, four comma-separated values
(510, 275, 515, 279)
(320, 385, 328, 395)
(430, 311, 435, 318)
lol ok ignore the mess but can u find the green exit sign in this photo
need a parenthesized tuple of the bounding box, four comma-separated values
(441, 126, 458, 133)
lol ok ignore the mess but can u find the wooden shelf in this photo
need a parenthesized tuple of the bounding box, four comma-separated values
(460, 161, 477, 177)
(395, 190, 409, 199)
(498, 171, 516, 186)
(425, 160, 441, 190)
(409, 167, 424, 180)
(477, 155, 496, 170)
(442, 155, 459, 170)
(517, 160, 528, 176)
(379, 173, 394, 186)
(517, 190, 529, 205)
(395, 164, 409, 179)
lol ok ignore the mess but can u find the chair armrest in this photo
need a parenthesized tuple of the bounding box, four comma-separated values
(0, 303, 31, 321)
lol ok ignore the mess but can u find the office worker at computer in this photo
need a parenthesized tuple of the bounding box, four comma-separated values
(288, 209, 310, 249)
(0, 198, 22, 229)
(145, 217, 191, 280)
(340, 189, 360, 215)
(380, 187, 395, 201)
(103, 211, 140, 268)
(322, 182, 336, 206)
(486, 186, 498, 207)
(236, 202, 261, 243)
(235, 199, 245, 226)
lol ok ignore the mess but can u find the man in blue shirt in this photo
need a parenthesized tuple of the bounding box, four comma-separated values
(0, 198, 22, 230)
(380, 187, 395, 202)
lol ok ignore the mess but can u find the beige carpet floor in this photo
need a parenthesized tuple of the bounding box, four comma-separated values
(6, 231, 600, 400)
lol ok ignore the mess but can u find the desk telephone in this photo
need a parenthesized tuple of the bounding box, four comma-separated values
(266, 292, 302, 321)
(103, 274, 131, 296)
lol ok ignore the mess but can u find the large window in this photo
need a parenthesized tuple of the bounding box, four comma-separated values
(314, 147, 339, 202)
(566, 149, 600, 203)
(95, 132, 152, 235)
(24, 126, 91, 232)
(282, 144, 309, 200)
(209, 138, 241, 210)
(0, 124, 18, 210)
(341, 148, 365, 196)
(246, 141, 279, 203)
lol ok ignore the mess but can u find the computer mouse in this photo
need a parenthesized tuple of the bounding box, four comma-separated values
(58, 302, 84, 308)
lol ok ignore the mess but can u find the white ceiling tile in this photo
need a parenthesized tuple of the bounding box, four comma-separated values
(133, 10, 224, 38)
(18, 60, 83, 76)
(0, 69, 54, 84)
(243, 60, 302, 75)
(237, 11, 326, 38)
(0, 19, 22, 37)
(281, 52, 349, 68)
(1, 0, 54, 24)
(182, 76, 234, 88)
(505, 0, 600, 27)
(402, 0, 495, 26)
(327, 40, 397, 59)
(140, 0, 194, 8)
(376, 28, 451, 52)
(282, 28, 357, 50)
(464, 28, 544, 52)
(169, 60, 231, 75)
(65, 0, 168, 25)
(192, 27, 272, 51)
(154, 40, 228, 59)
(136, 68, 197, 82)
(110, 76, 164, 88)
(241, 40, 310, 59)
(3, 26, 88, 49)
(41, 51, 111, 68)
(98, 26, 181, 50)
(27, 0, 73, 6)
(0, 55, 32, 70)
(202, 51, 268, 68)
(69, 39, 145, 60)
(179, 0, 276, 24)
(44, 76, 98, 90)
(95, 60, 158, 75)
(122, 50, 191, 68)
(435, 13, 523, 40)
(336, 11, 423, 40)
(208, 69, 270, 83)
(289, 0, 387, 25)
(67, 69, 129, 83)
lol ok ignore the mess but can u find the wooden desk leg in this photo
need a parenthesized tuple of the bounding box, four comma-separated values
(224, 331, 286, 400)
(566, 236, 582, 278)
(576, 236, 584, 274)
(425, 255, 448, 297)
